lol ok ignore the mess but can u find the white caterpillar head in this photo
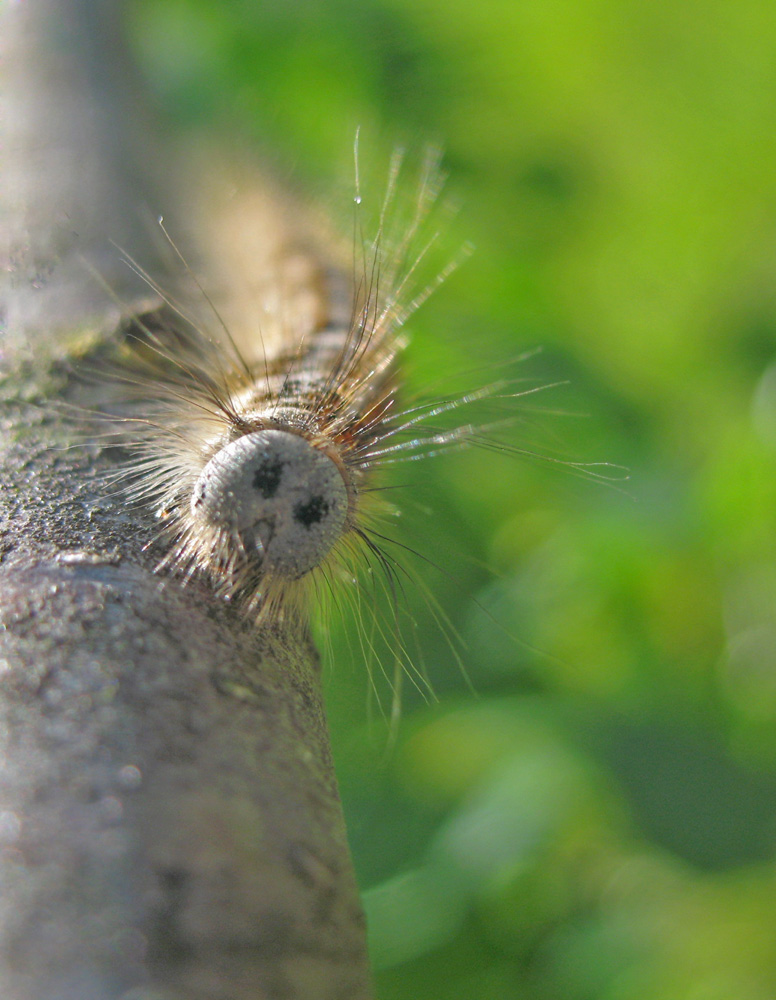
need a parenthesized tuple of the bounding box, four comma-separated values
(190, 429, 351, 579)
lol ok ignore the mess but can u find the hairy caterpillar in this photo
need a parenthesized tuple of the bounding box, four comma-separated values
(97, 143, 618, 712)
(104, 149, 451, 603)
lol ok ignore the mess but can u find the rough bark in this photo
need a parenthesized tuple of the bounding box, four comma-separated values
(0, 2, 372, 998)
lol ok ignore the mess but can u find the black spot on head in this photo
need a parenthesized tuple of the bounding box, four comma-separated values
(293, 495, 329, 527)
(253, 457, 284, 498)
(159, 867, 188, 893)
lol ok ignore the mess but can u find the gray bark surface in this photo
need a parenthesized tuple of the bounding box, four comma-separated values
(0, 2, 372, 998)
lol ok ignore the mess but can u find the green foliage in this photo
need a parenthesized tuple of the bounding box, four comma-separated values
(128, 1, 776, 995)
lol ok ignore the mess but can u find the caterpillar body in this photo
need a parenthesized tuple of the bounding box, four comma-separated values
(108, 147, 474, 651)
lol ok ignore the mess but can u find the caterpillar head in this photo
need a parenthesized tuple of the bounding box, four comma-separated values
(190, 429, 351, 579)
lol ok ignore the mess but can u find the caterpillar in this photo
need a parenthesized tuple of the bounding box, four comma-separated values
(97, 142, 619, 712)
(105, 149, 456, 610)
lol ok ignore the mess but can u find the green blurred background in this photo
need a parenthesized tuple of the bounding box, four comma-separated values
(126, 1, 776, 996)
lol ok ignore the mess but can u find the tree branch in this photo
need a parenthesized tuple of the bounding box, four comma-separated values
(0, 2, 372, 998)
